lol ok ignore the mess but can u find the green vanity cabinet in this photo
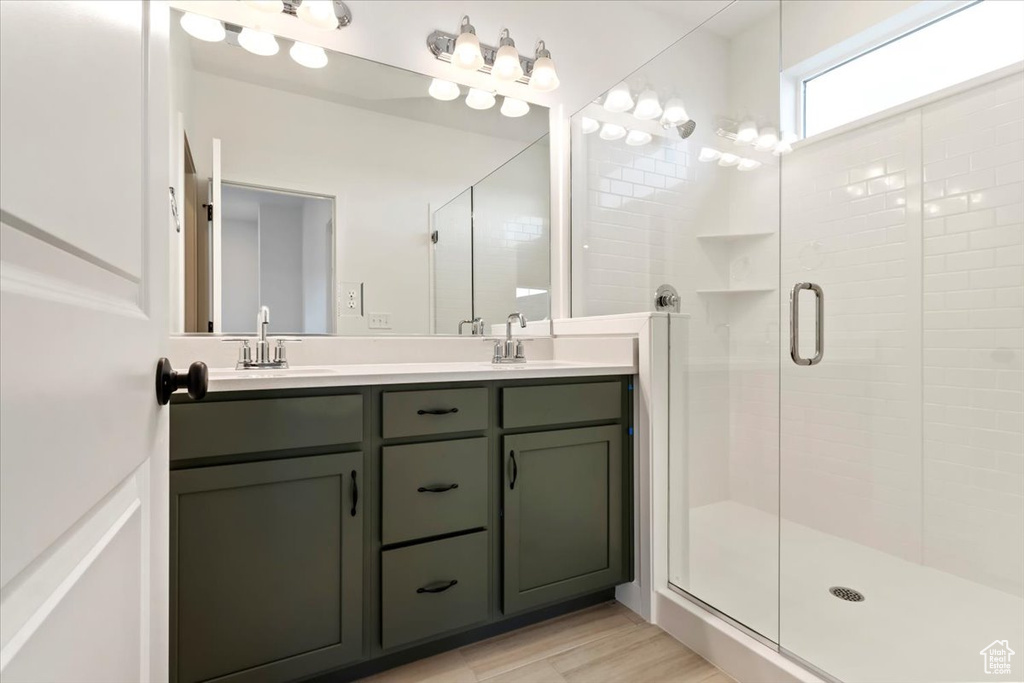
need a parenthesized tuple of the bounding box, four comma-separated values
(502, 425, 625, 614)
(170, 452, 364, 683)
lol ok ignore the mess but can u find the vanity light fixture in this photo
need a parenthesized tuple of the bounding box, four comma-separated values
(773, 132, 796, 156)
(625, 129, 653, 146)
(661, 98, 689, 125)
(581, 117, 600, 134)
(465, 88, 496, 110)
(428, 78, 461, 101)
(528, 41, 559, 92)
(238, 27, 280, 56)
(737, 158, 762, 171)
(735, 120, 758, 145)
(698, 147, 721, 162)
(243, 0, 284, 13)
(427, 19, 556, 90)
(180, 12, 226, 42)
(290, 41, 328, 68)
(754, 126, 778, 152)
(603, 82, 634, 113)
(633, 90, 663, 121)
(718, 152, 741, 167)
(297, 0, 340, 29)
(492, 29, 523, 83)
(599, 122, 626, 141)
(238, 1, 352, 29)
(500, 96, 530, 117)
(453, 16, 485, 71)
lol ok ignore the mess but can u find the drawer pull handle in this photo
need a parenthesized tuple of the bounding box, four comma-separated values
(417, 407, 460, 415)
(350, 470, 359, 517)
(417, 483, 460, 493)
(417, 579, 458, 594)
(509, 450, 518, 490)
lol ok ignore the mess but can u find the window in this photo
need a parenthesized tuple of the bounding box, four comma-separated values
(803, 0, 1024, 138)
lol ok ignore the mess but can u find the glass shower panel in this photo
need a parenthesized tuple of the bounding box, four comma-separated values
(432, 189, 472, 334)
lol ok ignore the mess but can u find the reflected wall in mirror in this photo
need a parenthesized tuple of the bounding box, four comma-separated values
(169, 9, 550, 335)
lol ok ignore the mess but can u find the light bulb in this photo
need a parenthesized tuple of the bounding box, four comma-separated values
(528, 41, 559, 92)
(180, 12, 225, 42)
(599, 123, 626, 141)
(698, 147, 721, 162)
(238, 28, 279, 56)
(243, 0, 283, 12)
(773, 132, 796, 156)
(428, 79, 460, 101)
(603, 82, 634, 113)
(754, 126, 778, 152)
(465, 88, 496, 110)
(625, 130, 653, 146)
(500, 97, 530, 118)
(581, 117, 599, 134)
(453, 17, 484, 71)
(492, 32, 523, 83)
(737, 158, 762, 171)
(735, 120, 758, 145)
(289, 41, 328, 68)
(297, 0, 339, 29)
(633, 90, 662, 120)
(661, 98, 689, 124)
(718, 152, 740, 167)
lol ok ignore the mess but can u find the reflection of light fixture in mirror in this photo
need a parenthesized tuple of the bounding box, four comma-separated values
(465, 88, 496, 110)
(718, 152, 740, 167)
(500, 97, 530, 117)
(428, 78, 460, 101)
(581, 117, 599, 134)
(492, 29, 523, 83)
(453, 16, 484, 71)
(180, 12, 225, 42)
(528, 41, 559, 92)
(599, 123, 626, 141)
(735, 120, 758, 145)
(603, 82, 634, 113)
(290, 41, 328, 68)
(243, 0, 284, 12)
(773, 132, 796, 156)
(625, 130, 653, 146)
(633, 90, 662, 120)
(698, 147, 721, 162)
(661, 98, 689, 125)
(754, 126, 778, 151)
(239, 28, 279, 56)
(297, 0, 339, 29)
(737, 158, 762, 171)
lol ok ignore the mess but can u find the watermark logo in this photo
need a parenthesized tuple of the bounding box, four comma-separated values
(980, 640, 1015, 676)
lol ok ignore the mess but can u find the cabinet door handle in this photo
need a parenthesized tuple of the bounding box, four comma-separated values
(417, 483, 459, 493)
(350, 470, 359, 517)
(509, 450, 517, 490)
(416, 579, 458, 594)
(417, 408, 459, 415)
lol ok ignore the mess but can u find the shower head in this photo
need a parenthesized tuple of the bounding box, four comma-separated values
(676, 119, 697, 139)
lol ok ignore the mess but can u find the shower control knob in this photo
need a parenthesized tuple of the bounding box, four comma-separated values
(655, 284, 681, 312)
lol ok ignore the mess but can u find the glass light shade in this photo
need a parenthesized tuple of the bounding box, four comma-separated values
(180, 12, 225, 42)
(698, 147, 721, 162)
(500, 97, 530, 118)
(735, 120, 758, 144)
(428, 79, 460, 101)
(718, 152, 740, 167)
(581, 117, 599, 134)
(243, 0, 284, 12)
(528, 57, 559, 92)
(603, 82, 634, 113)
(493, 45, 524, 82)
(297, 0, 339, 29)
(625, 130, 653, 146)
(754, 126, 778, 151)
(289, 41, 328, 68)
(633, 90, 662, 120)
(454, 31, 484, 71)
(465, 88, 496, 110)
(599, 123, 626, 141)
(773, 132, 796, 156)
(661, 98, 689, 124)
(737, 158, 762, 171)
(238, 27, 279, 56)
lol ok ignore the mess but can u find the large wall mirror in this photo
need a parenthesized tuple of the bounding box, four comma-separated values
(170, 10, 550, 335)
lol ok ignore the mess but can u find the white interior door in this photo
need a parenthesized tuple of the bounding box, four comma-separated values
(0, 1, 169, 681)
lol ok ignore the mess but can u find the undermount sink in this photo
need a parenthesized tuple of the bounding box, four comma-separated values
(208, 365, 347, 379)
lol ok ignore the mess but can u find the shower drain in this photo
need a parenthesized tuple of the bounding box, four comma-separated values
(829, 586, 865, 602)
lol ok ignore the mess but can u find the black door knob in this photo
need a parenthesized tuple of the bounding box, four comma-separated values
(156, 358, 208, 405)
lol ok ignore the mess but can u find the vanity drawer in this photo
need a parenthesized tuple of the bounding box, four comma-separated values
(502, 381, 622, 429)
(171, 395, 363, 460)
(381, 531, 488, 650)
(382, 388, 488, 439)
(382, 438, 488, 545)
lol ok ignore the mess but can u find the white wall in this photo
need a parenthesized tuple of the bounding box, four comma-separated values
(301, 199, 333, 334)
(258, 203, 305, 334)
(221, 217, 258, 334)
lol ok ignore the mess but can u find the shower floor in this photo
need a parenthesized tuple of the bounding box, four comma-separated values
(674, 501, 1023, 683)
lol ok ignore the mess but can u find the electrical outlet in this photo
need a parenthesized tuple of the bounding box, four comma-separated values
(367, 313, 391, 330)
(338, 282, 362, 317)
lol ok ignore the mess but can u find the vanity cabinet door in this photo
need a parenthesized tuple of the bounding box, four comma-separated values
(171, 452, 364, 683)
(502, 426, 624, 614)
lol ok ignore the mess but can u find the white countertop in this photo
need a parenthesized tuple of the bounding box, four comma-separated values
(206, 360, 637, 392)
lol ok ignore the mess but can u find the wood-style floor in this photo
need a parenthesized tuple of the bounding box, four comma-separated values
(361, 601, 734, 683)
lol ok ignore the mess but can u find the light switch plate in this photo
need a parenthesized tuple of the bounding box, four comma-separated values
(367, 313, 391, 329)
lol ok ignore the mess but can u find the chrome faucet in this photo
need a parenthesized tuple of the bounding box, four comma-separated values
(458, 317, 486, 336)
(223, 305, 300, 369)
(492, 312, 527, 364)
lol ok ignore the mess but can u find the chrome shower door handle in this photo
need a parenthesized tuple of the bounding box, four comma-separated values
(789, 282, 824, 366)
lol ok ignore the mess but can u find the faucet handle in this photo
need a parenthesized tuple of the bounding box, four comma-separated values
(272, 337, 301, 365)
(222, 338, 252, 366)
